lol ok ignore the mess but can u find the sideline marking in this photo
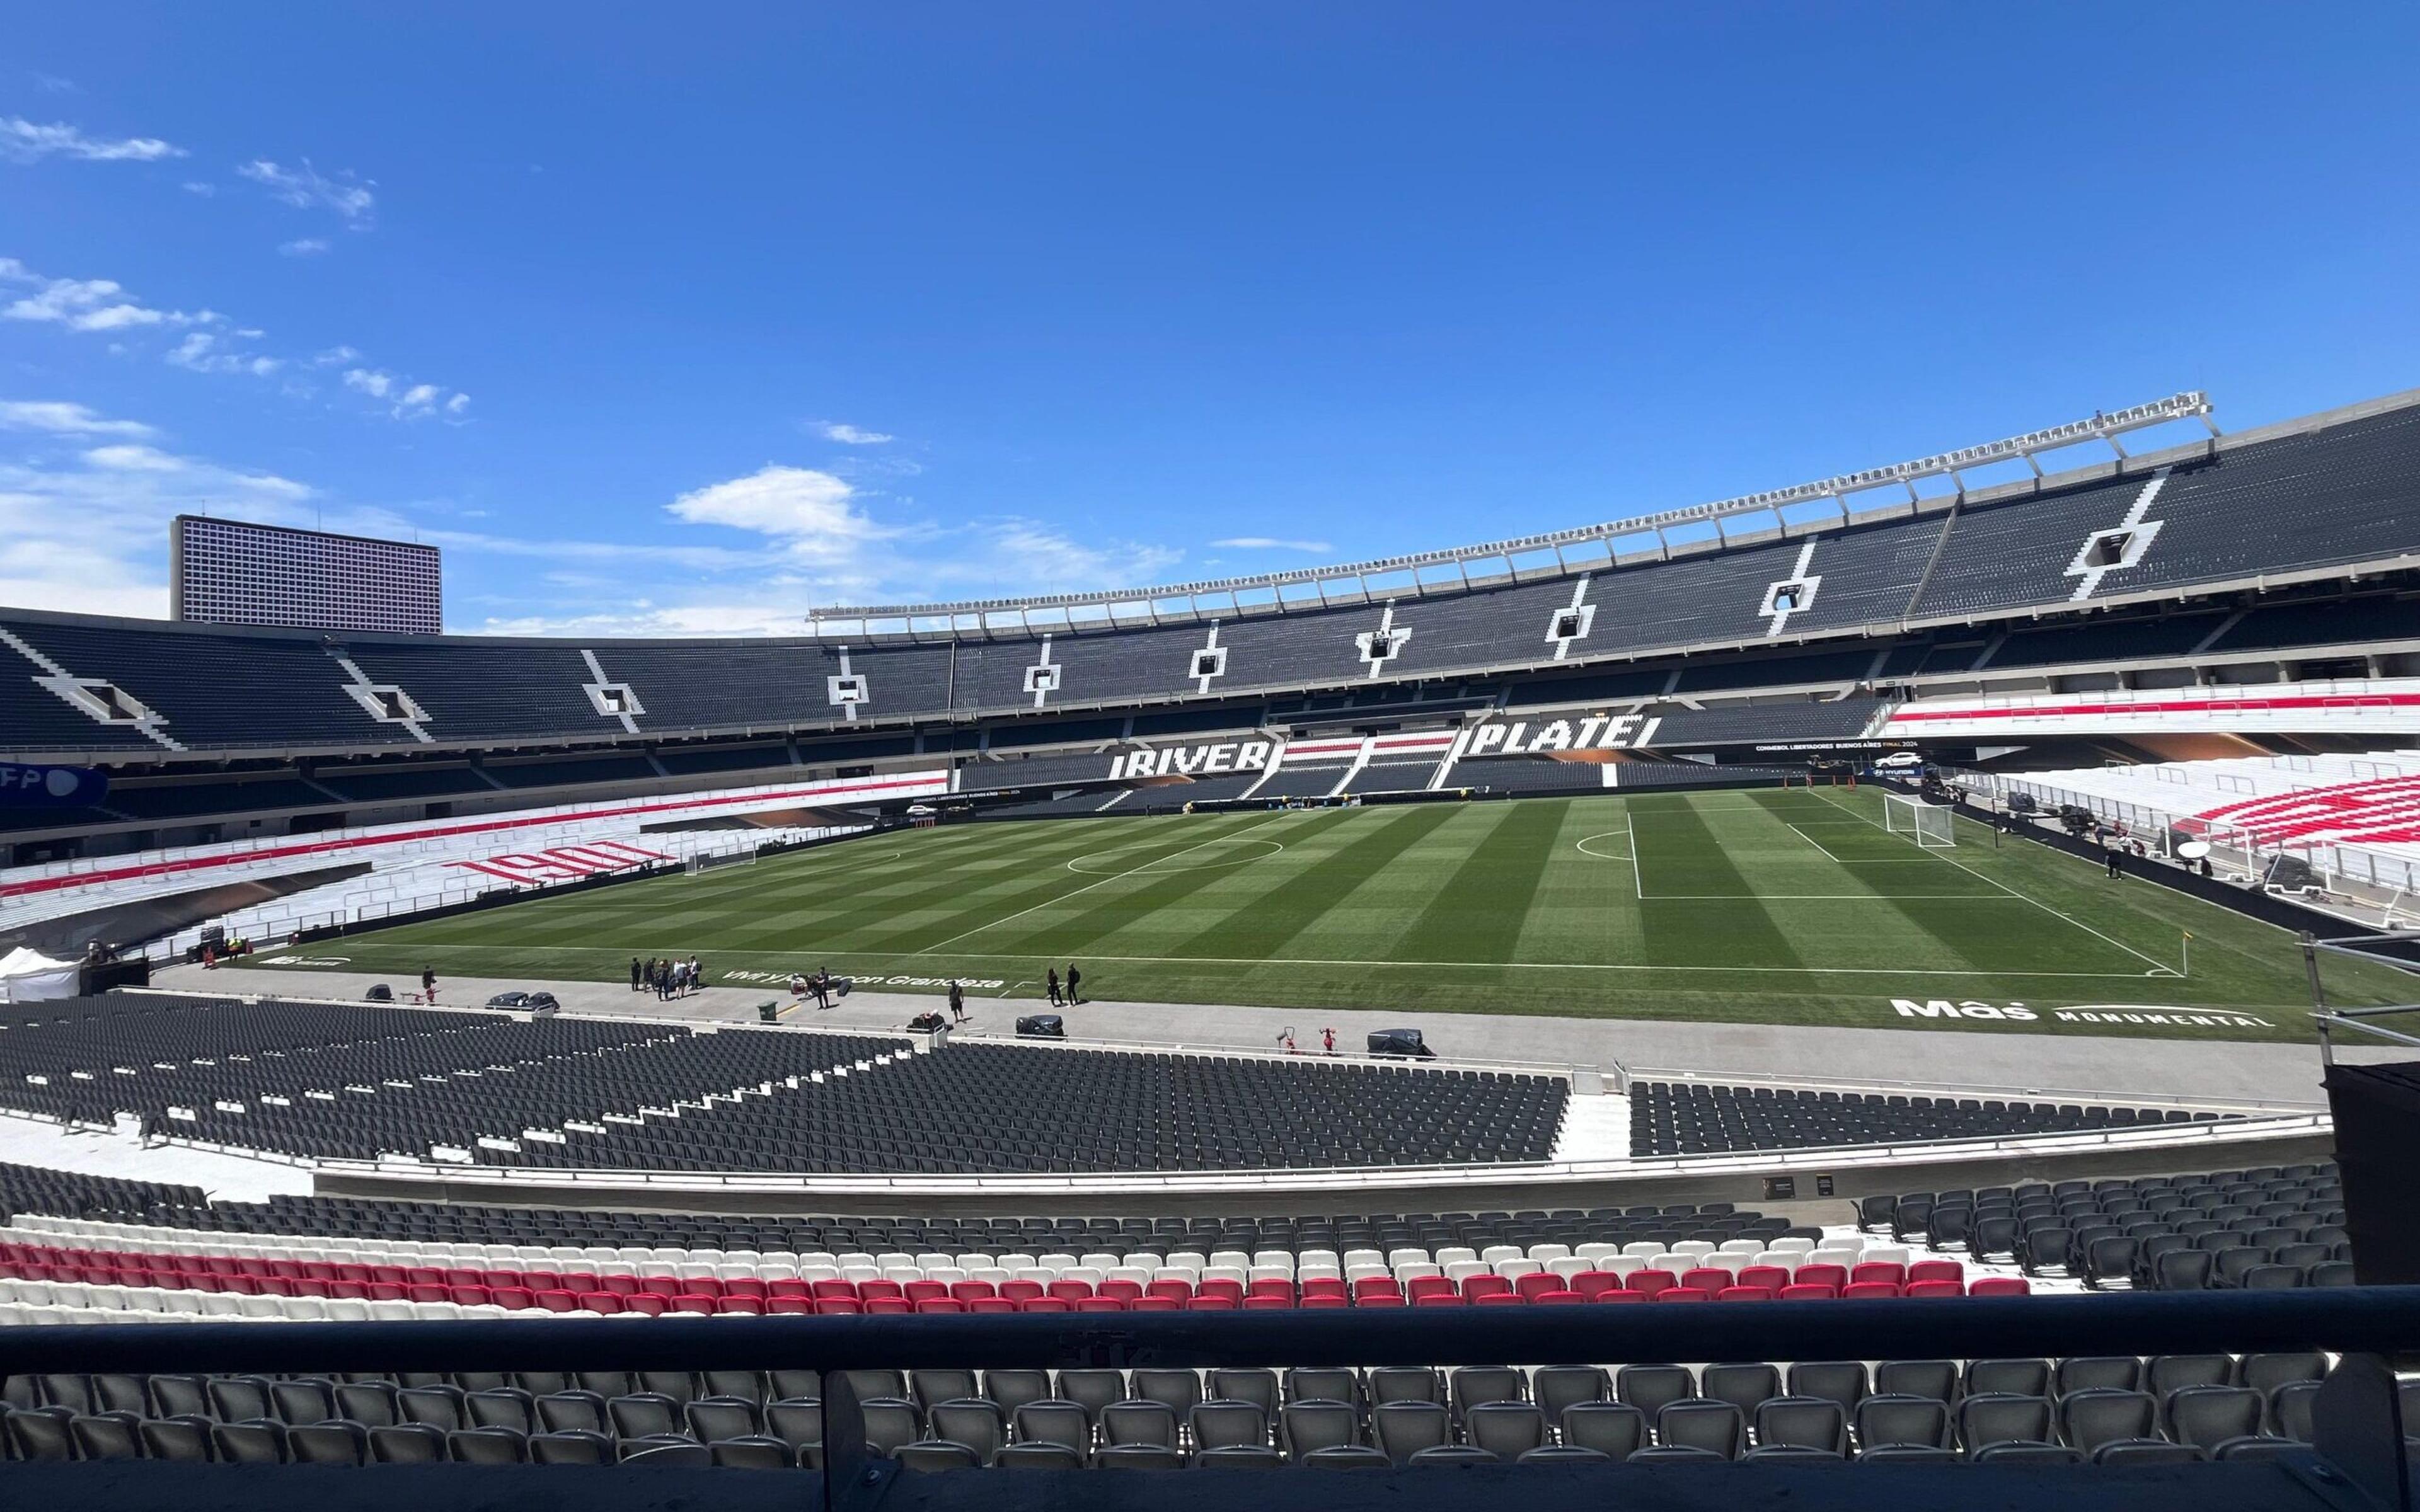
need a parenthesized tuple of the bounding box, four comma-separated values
(1804, 787, 2182, 978)
(319, 939, 2164, 981)
(1066, 837, 1285, 876)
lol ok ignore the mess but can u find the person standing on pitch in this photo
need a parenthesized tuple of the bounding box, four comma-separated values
(422, 966, 437, 1005)
(1066, 963, 1083, 1004)
(2105, 839, 2123, 879)
(1046, 968, 1063, 1007)
(948, 980, 966, 1024)
(630, 956, 643, 992)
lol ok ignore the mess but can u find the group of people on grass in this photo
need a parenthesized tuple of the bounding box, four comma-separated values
(631, 954, 705, 999)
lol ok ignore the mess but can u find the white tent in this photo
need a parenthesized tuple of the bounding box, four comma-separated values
(0, 946, 79, 1002)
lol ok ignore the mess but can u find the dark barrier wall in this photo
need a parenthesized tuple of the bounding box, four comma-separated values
(2323, 1060, 2420, 1285)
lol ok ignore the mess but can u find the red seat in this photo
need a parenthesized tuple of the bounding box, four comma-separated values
(810, 1280, 858, 1302)
(367, 1283, 406, 1302)
(949, 1281, 998, 1303)
(1001, 1280, 1046, 1303)
(1348, 1276, 1397, 1300)
(719, 1296, 766, 1314)
(1717, 1285, 1776, 1302)
(303, 1262, 340, 1282)
(1535, 1289, 1585, 1305)
(1625, 1269, 1676, 1298)
(519, 1269, 563, 1292)
(1130, 1295, 1180, 1312)
(1075, 1297, 1127, 1312)
(1593, 1289, 1647, 1304)
(328, 1281, 369, 1300)
(1186, 1296, 1237, 1311)
(1300, 1278, 1348, 1300)
(1242, 1296, 1293, 1310)
(1969, 1276, 2031, 1297)
(1463, 1275, 1514, 1302)
(769, 1297, 814, 1314)
(406, 1283, 446, 1304)
(858, 1280, 903, 1302)
(258, 1277, 296, 1298)
(1099, 1280, 1144, 1303)
(1736, 1265, 1790, 1291)
(1906, 1259, 1964, 1286)
(1148, 1279, 1194, 1303)
(902, 1281, 948, 1303)
(814, 1298, 861, 1315)
(1047, 1280, 1094, 1303)
(916, 1297, 967, 1314)
(1850, 1263, 1906, 1289)
(1405, 1276, 1458, 1303)
(967, 1297, 1018, 1314)
(1472, 1293, 1523, 1306)
(1021, 1297, 1071, 1314)
(1567, 1271, 1621, 1299)
(1512, 1273, 1561, 1302)
(1793, 1263, 1848, 1291)
(670, 1295, 718, 1315)
(1841, 1281, 1900, 1300)
(600, 1273, 642, 1297)
(622, 1293, 669, 1315)
(1412, 1292, 1465, 1307)
(1903, 1280, 1964, 1298)
(577, 1293, 624, 1315)
(1353, 1291, 1404, 1307)
(1777, 1283, 1837, 1302)
(533, 1289, 580, 1312)
(490, 1286, 535, 1310)
(640, 1274, 686, 1298)
(442, 1267, 481, 1288)
(372, 1265, 410, 1286)
(337, 1264, 376, 1285)
(269, 1260, 307, 1281)
(1299, 1294, 1349, 1309)
(725, 1278, 769, 1301)
(1657, 1287, 1712, 1303)
(1247, 1279, 1295, 1302)
(1680, 1268, 1732, 1293)
(1196, 1279, 1246, 1303)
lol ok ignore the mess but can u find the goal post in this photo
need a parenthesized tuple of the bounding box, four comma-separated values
(1883, 793, 1956, 849)
(686, 847, 761, 876)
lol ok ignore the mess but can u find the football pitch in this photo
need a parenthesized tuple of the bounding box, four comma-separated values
(254, 786, 2419, 1042)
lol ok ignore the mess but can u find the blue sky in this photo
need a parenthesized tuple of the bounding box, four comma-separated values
(4, 4, 2416, 633)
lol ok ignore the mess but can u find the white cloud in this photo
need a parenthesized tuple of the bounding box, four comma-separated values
(342, 365, 469, 419)
(668, 466, 885, 570)
(0, 400, 155, 438)
(238, 158, 374, 224)
(446, 392, 471, 416)
(82, 443, 185, 472)
(342, 367, 393, 398)
(813, 420, 894, 445)
(0, 431, 317, 617)
(0, 117, 184, 164)
(1211, 536, 1334, 553)
(0, 257, 210, 333)
(400, 382, 439, 408)
(166, 330, 280, 377)
(278, 237, 330, 258)
(314, 345, 360, 365)
(181, 180, 215, 197)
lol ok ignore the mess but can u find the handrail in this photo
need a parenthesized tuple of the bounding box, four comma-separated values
(3, 1286, 2412, 1377)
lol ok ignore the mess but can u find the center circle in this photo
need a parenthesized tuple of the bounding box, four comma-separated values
(1575, 830, 1634, 861)
(1066, 837, 1287, 875)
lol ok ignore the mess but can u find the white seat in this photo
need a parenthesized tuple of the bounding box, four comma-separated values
(1340, 1249, 1385, 1271)
(1297, 1249, 1340, 1271)
(1628, 1252, 1673, 1272)
(1621, 1242, 1664, 1259)
(1247, 1264, 1294, 1285)
(1036, 1253, 1081, 1271)
(1013, 1268, 1058, 1287)
(1494, 1259, 1544, 1281)
(238, 1293, 285, 1319)
(968, 1268, 1013, 1286)
(1601, 1256, 1645, 1278)
(1164, 1251, 1209, 1271)
(1107, 1266, 1155, 1288)
(1124, 1252, 1164, 1271)
(1443, 1260, 1490, 1283)
(676, 1261, 721, 1280)
(1152, 1265, 1201, 1286)
(1700, 1254, 1749, 1277)
(799, 1265, 843, 1285)
(159, 1289, 205, 1315)
(1769, 1237, 1816, 1256)
(1718, 1239, 1765, 1256)
(836, 1252, 879, 1270)
(284, 1297, 328, 1320)
(1200, 1265, 1248, 1288)
(1386, 1247, 1431, 1269)
(996, 1253, 1040, 1271)
(1343, 1264, 1392, 1285)
(1296, 1264, 1342, 1283)
(1668, 1241, 1716, 1261)
(1252, 1251, 1295, 1274)
(874, 1253, 918, 1272)
(325, 1298, 371, 1321)
(1751, 1251, 1797, 1269)
(1058, 1266, 1103, 1286)
(1478, 1245, 1523, 1266)
(718, 1262, 759, 1281)
(1079, 1253, 1122, 1272)
(1393, 1261, 1443, 1283)
(925, 1266, 969, 1286)
(882, 1267, 925, 1286)
(759, 1261, 801, 1281)
(1547, 1256, 1593, 1281)
(9, 1281, 50, 1307)
(1862, 1244, 1911, 1266)
(1526, 1244, 1572, 1264)
(47, 1283, 88, 1308)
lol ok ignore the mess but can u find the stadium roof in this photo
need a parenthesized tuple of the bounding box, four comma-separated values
(805, 392, 2216, 636)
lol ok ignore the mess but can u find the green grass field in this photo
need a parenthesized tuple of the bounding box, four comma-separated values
(243, 786, 2419, 1041)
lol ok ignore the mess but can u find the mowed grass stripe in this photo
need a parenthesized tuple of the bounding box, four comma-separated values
(1004, 810, 1353, 959)
(1634, 796, 1803, 969)
(1512, 796, 1642, 966)
(1393, 800, 1565, 966)
(1158, 805, 1462, 961)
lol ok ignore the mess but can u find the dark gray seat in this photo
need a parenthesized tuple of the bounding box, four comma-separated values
(1561, 1400, 1648, 1458)
(531, 1429, 617, 1464)
(2059, 1389, 2158, 1453)
(67, 1412, 144, 1462)
(1656, 1399, 1746, 1459)
(1281, 1400, 1361, 1460)
(214, 1420, 291, 1463)
(1373, 1401, 1453, 1462)
(447, 1426, 529, 1464)
(1464, 1402, 1547, 1458)
(289, 1420, 370, 1465)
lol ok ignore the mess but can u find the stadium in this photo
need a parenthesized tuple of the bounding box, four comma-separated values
(7, 14, 2420, 1508)
(3, 379, 2419, 1504)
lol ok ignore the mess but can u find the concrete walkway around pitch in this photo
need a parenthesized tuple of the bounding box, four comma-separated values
(174, 962, 2363, 1108)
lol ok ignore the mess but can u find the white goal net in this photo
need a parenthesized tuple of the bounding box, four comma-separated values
(686, 847, 761, 876)
(1883, 794, 1956, 849)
